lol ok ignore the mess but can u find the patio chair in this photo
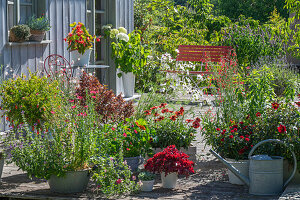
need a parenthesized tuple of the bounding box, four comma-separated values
(43, 54, 73, 80)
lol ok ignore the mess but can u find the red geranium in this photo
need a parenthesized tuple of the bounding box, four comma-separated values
(277, 124, 286, 133)
(272, 102, 279, 110)
(144, 145, 194, 177)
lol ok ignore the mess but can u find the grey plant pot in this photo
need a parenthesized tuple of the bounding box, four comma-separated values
(124, 155, 144, 172)
(0, 158, 4, 182)
(48, 169, 90, 194)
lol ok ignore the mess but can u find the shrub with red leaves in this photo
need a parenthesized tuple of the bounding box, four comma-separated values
(144, 145, 194, 177)
(76, 72, 134, 123)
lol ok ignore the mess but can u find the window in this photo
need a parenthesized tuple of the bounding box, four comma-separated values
(7, 0, 45, 30)
(86, 0, 108, 64)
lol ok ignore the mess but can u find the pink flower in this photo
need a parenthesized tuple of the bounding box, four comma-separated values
(50, 111, 55, 114)
(134, 130, 138, 134)
(71, 105, 76, 109)
(69, 100, 74, 103)
(126, 148, 130, 151)
(116, 179, 122, 184)
(123, 132, 127, 137)
(112, 128, 115, 131)
(132, 176, 136, 181)
(91, 96, 96, 99)
(36, 93, 39, 95)
(90, 91, 98, 94)
(84, 105, 88, 108)
(77, 96, 83, 100)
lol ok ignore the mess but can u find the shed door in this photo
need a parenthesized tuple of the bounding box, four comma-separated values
(86, 0, 108, 65)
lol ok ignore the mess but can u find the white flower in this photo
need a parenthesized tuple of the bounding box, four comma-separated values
(110, 29, 119, 38)
(102, 25, 112, 30)
(116, 33, 129, 42)
(118, 27, 127, 34)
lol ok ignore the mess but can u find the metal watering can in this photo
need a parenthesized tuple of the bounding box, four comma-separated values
(210, 139, 297, 195)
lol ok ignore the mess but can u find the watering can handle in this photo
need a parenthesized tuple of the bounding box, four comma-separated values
(248, 139, 297, 188)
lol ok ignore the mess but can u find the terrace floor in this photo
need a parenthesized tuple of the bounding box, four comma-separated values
(0, 98, 299, 200)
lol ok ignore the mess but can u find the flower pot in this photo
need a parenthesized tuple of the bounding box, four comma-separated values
(71, 49, 91, 67)
(9, 31, 25, 42)
(124, 155, 144, 172)
(0, 158, 4, 182)
(48, 169, 90, 193)
(141, 180, 155, 192)
(29, 30, 45, 42)
(121, 72, 135, 98)
(226, 158, 249, 185)
(161, 172, 178, 189)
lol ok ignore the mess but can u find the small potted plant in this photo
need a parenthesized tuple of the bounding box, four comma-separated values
(64, 22, 100, 67)
(9, 24, 31, 42)
(144, 145, 194, 189)
(138, 171, 155, 192)
(27, 15, 51, 42)
(102, 25, 150, 97)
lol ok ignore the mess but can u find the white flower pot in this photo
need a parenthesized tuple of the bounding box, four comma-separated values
(226, 158, 249, 185)
(141, 180, 155, 192)
(71, 49, 91, 67)
(161, 172, 178, 189)
(0, 158, 4, 182)
(48, 169, 90, 193)
(121, 72, 135, 98)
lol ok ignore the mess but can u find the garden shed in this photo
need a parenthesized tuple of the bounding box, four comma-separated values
(0, 0, 134, 92)
(0, 0, 134, 130)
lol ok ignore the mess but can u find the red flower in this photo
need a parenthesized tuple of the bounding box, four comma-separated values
(158, 116, 165, 121)
(161, 108, 169, 113)
(192, 121, 200, 128)
(195, 117, 201, 122)
(116, 179, 122, 184)
(256, 112, 261, 117)
(71, 105, 76, 109)
(239, 136, 244, 139)
(159, 103, 167, 108)
(154, 112, 159, 116)
(144, 110, 151, 115)
(123, 132, 127, 137)
(272, 102, 279, 110)
(277, 124, 286, 133)
(96, 37, 101, 42)
(186, 119, 193, 123)
(229, 135, 234, 139)
(221, 138, 224, 142)
(238, 149, 245, 155)
(239, 121, 244, 125)
(245, 138, 250, 142)
(170, 115, 177, 121)
(91, 96, 97, 99)
(150, 106, 158, 110)
(216, 128, 220, 131)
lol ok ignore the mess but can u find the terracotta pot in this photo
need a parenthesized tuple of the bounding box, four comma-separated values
(29, 30, 45, 42)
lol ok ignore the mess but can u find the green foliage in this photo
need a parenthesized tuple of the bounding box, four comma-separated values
(91, 157, 140, 196)
(144, 104, 198, 149)
(10, 24, 31, 41)
(138, 171, 155, 181)
(217, 0, 288, 23)
(0, 73, 59, 130)
(26, 15, 51, 31)
(105, 26, 150, 76)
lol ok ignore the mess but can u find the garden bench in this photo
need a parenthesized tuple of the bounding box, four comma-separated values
(163, 45, 234, 75)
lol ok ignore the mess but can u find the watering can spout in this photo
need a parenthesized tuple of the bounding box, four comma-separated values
(210, 149, 250, 186)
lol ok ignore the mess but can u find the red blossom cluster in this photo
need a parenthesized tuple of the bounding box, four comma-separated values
(144, 145, 194, 177)
(277, 124, 286, 133)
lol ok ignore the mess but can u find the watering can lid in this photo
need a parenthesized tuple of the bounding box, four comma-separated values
(251, 155, 273, 160)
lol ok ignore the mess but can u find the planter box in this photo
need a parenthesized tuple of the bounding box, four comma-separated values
(153, 146, 197, 163)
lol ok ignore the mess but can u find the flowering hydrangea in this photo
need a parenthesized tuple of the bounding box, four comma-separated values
(116, 33, 129, 42)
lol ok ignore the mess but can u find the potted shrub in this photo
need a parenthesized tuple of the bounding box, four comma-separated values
(138, 171, 155, 192)
(100, 118, 152, 172)
(143, 103, 199, 162)
(144, 145, 194, 189)
(3, 74, 100, 193)
(27, 15, 51, 42)
(64, 22, 100, 67)
(0, 73, 60, 132)
(103, 25, 150, 97)
(9, 24, 31, 42)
